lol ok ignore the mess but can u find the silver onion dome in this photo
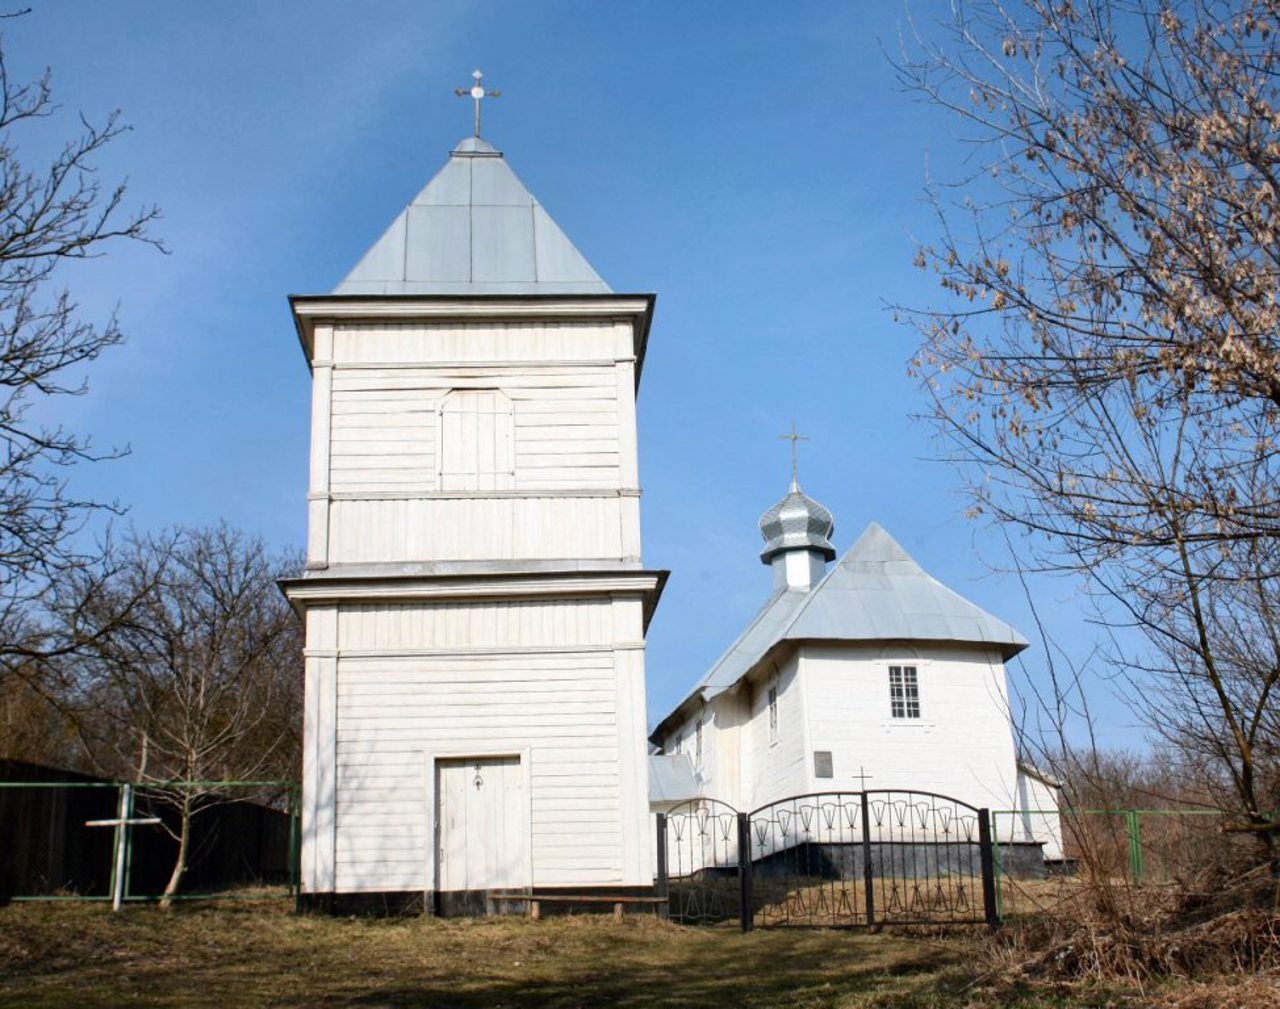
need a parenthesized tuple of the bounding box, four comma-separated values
(758, 479, 836, 564)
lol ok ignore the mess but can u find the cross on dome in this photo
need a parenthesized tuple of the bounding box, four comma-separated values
(778, 421, 809, 488)
(455, 69, 502, 138)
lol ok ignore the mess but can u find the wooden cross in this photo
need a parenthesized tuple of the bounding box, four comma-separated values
(85, 783, 161, 911)
(778, 422, 809, 484)
(455, 69, 501, 137)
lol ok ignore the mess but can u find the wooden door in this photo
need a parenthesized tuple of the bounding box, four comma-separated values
(435, 756, 526, 907)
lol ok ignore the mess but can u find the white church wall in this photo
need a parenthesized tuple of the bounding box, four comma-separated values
(322, 597, 647, 893)
(746, 652, 810, 809)
(708, 692, 749, 807)
(1011, 767, 1064, 861)
(801, 642, 1020, 813)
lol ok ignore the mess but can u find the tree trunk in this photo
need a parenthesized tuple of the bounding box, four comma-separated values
(159, 794, 191, 911)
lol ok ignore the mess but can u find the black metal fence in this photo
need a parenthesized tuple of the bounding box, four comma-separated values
(657, 790, 999, 931)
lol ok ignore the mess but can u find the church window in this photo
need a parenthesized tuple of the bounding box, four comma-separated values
(695, 717, 703, 764)
(767, 684, 779, 740)
(673, 731, 683, 755)
(889, 665, 921, 719)
(438, 389, 514, 491)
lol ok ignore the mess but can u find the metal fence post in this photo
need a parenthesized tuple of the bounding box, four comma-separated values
(288, 785, 302, 909)
(978, 808, 1000, 928)
(654, 812, 669, 919)
(736, 812, 753, 933)
(121, 784, 136, 903)
(1127, 810, 1145, 884)
(991, 812, 1005, 921)
(860, 791, 875, 931)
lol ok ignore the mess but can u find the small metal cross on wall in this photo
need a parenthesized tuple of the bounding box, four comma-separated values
(455, 69, 501, 138)
(779, 422, 810, 484)
(855, 766, 874, 791)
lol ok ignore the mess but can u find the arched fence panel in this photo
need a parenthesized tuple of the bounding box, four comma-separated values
(747, 791, 869, 927)
(859, 790, 995, 927)
(656, 790, 999, 931)
(657, 798, 744, 926)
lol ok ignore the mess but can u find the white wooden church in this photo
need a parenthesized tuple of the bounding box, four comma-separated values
(284, 90, 1060, 914)
(649, 479, 1063, 863)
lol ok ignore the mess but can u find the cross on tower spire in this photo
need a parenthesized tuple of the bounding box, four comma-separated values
(779, 422, 810, 488)
(455, 69, 502, 138)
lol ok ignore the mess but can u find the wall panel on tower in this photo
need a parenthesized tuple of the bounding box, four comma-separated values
(330, 319, 633, 366)
(327, 496, 631, 563)
(332, 650, 625, 892)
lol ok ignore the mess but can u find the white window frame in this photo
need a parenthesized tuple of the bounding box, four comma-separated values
(888, 664, 922, 720)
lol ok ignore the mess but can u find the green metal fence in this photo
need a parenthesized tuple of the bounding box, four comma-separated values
(991, 806, 1254, 920)
(0, 779, 300, 906)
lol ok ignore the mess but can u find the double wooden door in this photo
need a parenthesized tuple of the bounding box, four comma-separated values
(435, 756, 526, 911)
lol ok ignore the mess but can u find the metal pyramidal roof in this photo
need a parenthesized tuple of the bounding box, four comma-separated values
(334, 136, 611, 296)
(651, 521, 1028, 741)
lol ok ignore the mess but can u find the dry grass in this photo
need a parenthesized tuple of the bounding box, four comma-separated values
(985, 869, 1280, 1007)
(0, 899, 964, 1009)
(0, 899, 1274, 1008)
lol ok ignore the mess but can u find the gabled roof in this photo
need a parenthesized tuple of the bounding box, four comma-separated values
(334, 136, 610, 296)
(651, 522, 1028, 741)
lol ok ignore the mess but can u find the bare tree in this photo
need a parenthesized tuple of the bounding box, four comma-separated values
(64, 525, 302, 907)
(896, 0, 1280, 860)
(0, 27, 163, 723)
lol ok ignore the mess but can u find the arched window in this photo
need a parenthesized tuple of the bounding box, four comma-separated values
(438, 389, 514, 491)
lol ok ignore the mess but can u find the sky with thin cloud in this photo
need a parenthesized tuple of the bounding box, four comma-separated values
(8, 2, 1136, 748)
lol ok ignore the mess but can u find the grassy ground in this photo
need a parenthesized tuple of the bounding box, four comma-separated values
(0, 900, 983, 1009)
(0, 899, 1263, 1008)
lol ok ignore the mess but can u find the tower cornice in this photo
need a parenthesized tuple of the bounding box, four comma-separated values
(288, 292, 655, 385)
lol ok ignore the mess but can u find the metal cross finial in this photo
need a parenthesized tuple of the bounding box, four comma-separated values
(455, 69, 501, 138)
(779, 422, 810, 485)
(856, 766, 874, 791)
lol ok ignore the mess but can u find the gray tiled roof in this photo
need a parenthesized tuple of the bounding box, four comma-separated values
(651, 522, 1028, 740)
(334, 136, 610, 296)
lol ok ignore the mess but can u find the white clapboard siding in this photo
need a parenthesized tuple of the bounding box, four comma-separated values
(332, 598, 626, 892)
(325, 358, 622, 496)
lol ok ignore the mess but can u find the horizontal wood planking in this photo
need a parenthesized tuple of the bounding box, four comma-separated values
(337, 599, 614, 651)
(326, 357, 622, 495)
(332, 642, 628, 891)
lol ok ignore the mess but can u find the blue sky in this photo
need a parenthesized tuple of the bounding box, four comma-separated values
(10, 2, 1136, 747)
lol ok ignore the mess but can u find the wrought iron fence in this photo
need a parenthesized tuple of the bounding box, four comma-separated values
(658, 790, 999, 931)
(0, 779, 300, 905)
